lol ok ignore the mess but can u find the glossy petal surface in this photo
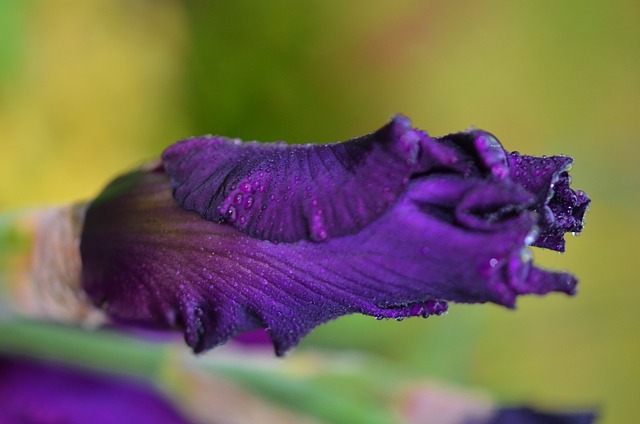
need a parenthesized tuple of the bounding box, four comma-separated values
(0, 355, 190, 424)
(162, 115, 428, 242)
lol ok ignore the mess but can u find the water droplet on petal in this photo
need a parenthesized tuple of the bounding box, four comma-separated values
(226, 205, 238, 223)
(425, 300, 438, 314)
(410, 304, 424, 316)
(240, 182, 253, 193)
(244, 196, 254, 209)
(525, 227, 539, 245)
(519, 247, 532, 262)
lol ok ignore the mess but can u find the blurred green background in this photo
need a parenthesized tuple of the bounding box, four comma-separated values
(0, 1, 638, 422)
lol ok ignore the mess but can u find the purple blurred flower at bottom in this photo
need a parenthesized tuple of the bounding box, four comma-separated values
(0, 353, 597, 424)
(481, 407, 596, 424)
(80, 115, 590, 355)
(0, 355, 191, 424)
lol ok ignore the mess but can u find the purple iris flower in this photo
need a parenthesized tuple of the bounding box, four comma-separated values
(80, 115, 589, 355)
(482, 407, 596, 424)
(0, 355, 190, 424)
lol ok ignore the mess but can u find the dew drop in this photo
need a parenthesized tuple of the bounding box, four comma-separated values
(410, 304, 424, 316)
(519, 247, 532, 262)
(525, 227, 539, 245)
(233, 193, 244, 205)
(425, 300, 438, 314)
(226, 205, 238, 223)
(489, 258, 498, 268)
(240, 182, 253, 193)
(244, 196, 254, 209)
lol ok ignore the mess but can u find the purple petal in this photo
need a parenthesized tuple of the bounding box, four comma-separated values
(81, 164, 579, 355)
(233, 329, 274, 347)
(162, 115, 429, 242)
(484, 406, 597, 424)
(0, 355, 190, 424)
(506, 153, 590, 251)
(435, 130, 590, 251)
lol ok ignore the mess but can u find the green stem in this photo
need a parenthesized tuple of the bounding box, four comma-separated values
(0, 209, 32, 314)
(207, 361, 397, 424)
(0, 318, 168, 380)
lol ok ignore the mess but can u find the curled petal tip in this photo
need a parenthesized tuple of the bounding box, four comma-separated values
(512, 265, 578, 297)
(507, 153, 590, 252)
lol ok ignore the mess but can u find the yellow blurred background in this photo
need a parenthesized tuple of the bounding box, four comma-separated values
(1, 1, 638, 422)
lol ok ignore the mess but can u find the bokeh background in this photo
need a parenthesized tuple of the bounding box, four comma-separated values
(1, 1, 638, 423)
